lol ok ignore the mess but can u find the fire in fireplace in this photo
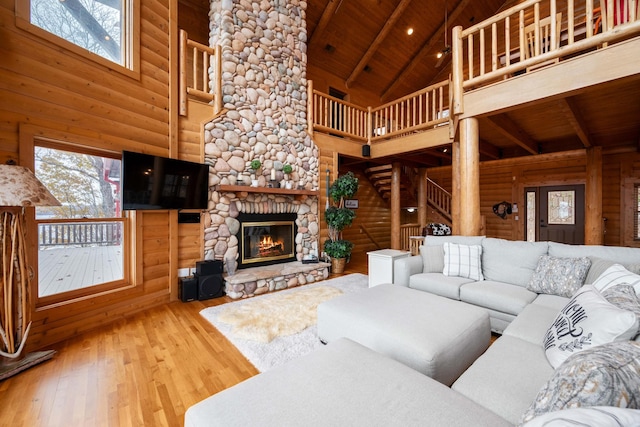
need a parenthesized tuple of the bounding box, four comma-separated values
(237, 213, 297, 269)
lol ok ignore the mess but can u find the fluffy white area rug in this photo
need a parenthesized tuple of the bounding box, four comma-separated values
(200, 273, 368, 372)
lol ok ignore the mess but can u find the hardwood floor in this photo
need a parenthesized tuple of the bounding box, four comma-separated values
(0, 256, 368, 426)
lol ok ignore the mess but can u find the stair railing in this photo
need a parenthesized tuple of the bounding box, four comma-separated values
(426, 178, 452, 221)
(399, 223, 422, 251)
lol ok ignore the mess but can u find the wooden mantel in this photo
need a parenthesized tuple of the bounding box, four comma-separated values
(217, 185, 319, 198)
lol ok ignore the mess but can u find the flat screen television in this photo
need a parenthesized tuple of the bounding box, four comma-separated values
(121, 151, 209, 210)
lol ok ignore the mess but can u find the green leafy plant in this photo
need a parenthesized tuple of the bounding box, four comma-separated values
(250, 159, 261, 171)
(324, 172, 359, 259)
(323, 239, 354, 259)
(283, 164, 293, 175)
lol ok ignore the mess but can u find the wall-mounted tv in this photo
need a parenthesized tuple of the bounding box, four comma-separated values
(122, 151, 209, 210)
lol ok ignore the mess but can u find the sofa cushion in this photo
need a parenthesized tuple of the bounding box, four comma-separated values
(584, 258, 640, 285)
(592, 264, 640, 294)
(452, 335, 555, 425)
(419, 244, 444, 273)
(503, 303, 562, 345)
(526, 255, 591, 298)
(522, 407, 640, 427)
(409, 272, 472, 300)
(602, 284, 640, 326)
(424, 235, 485, 247)
(531, 293, 570, 311)
(460, 280, 537, 316)
(520, 341, 640, 425)
(548, 241, 640, 266)
(443, 242, 483, 281)
(185, 338, 513, 427)
(543, 285, 639, 368)
(482, 238, 549, 287)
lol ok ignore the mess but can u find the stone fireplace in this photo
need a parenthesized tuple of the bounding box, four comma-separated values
(201, 1, 324, 299)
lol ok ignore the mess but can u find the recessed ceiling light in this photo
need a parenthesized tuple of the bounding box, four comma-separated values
(407, 28, 414, 35)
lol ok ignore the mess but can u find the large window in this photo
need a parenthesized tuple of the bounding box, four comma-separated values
(16, 0, 137, 71)
(34, 144, 125, 299)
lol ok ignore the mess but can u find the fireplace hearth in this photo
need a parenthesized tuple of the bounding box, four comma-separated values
(237, 213, 297, 269)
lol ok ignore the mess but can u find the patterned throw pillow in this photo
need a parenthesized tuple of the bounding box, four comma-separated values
(527, 255, 591, 298)
(521, 406, 640, 427)
(520, 341, 640, 425)
(602, 284, 640, 328)
(442, 242, 483, 281)
(543, 285, 638, 368)
(593, 264, 640, 294)
(419, 245, 444, 273)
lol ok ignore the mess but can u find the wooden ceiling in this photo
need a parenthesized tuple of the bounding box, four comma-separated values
(306, 0, 506, 101)
(179, 0, 640, 167)
(306, 0, 640, 167)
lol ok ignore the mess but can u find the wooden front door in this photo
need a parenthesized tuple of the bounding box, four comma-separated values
(525, 185, 585, 244)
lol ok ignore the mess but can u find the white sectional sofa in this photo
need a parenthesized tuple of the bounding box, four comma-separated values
(186, 236, 640, 426)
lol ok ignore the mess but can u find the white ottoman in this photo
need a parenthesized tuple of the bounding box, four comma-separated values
(317, 284, 491, 386)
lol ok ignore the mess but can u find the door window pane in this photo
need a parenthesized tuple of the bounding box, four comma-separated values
(548, 190, 575, 225)
(526, 191, 536, 242)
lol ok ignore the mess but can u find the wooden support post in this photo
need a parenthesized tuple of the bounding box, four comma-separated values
(391, 162, 402, 249)
(451, 141, 461, 234)
(459, 118, 481, 236)
(418, 168, 428, 230)
(585, 146, 603, 244)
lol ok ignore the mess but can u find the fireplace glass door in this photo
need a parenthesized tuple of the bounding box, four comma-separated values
(241, 220, 295, 266)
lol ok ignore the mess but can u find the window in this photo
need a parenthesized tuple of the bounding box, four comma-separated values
(34, 144, 126, 299)
(16, 0, 138, 71)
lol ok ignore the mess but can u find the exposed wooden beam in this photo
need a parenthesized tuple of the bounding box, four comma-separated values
(346, 0, 413, 88)
(381, 0, 471, 101)
(308, 0, 342, 48)
(479, 139, 502, 159)
(558, 97, 592, 148)
(486, 115, 539, 155)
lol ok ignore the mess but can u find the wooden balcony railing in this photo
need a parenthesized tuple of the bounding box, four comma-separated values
(308, 79, 451, 145)
(452, 0, 640, 114)
(179, 29, 222, 116)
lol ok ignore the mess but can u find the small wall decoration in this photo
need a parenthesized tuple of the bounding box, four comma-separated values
(344, 199, 359, 209)
(492, 201, 512, 219)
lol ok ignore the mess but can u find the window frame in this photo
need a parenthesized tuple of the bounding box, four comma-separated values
(15, 0, 140, 80)
(20, 125, 134, 309)
(622, 177, 640, 248)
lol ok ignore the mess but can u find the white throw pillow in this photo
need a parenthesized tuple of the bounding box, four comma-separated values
(543, 285, 638, 369)
(442, 242, 483, 281)
(419, 244, 444, 273)
(592, 264, 640, 294)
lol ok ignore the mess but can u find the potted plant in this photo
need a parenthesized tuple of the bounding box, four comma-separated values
(249, 159, 261, 187)
(283, 164, 293, 189)
(324, 171, 358, 273)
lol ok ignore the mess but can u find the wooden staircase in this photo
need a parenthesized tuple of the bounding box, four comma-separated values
(364, 164, 452, 224)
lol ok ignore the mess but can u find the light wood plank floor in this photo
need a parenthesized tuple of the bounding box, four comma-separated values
(0, 254, 368, 426)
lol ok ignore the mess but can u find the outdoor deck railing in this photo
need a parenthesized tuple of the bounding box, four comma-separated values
(38, 220, 123, 248)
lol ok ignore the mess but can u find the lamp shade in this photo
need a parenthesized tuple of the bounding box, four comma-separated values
(0, 165, 61, 207)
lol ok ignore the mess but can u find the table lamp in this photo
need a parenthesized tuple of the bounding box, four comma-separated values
(0, 163, 61, 380)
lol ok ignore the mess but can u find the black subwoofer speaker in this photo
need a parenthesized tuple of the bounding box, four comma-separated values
(196, 260, 224, 276)
(197, 274, 225, 300)
(179, 277, 198, 302)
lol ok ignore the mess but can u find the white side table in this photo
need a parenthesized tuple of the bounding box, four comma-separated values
(367, 249, 410, 287)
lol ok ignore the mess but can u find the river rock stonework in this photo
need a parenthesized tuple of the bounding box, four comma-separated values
(204, 0, 320, 295)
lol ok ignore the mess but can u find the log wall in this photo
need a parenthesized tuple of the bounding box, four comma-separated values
(0, 0, 180, 350)
(427, 149, 640, 247)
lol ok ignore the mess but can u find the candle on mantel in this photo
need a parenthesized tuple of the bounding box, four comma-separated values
(271, 169, 276, 180)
